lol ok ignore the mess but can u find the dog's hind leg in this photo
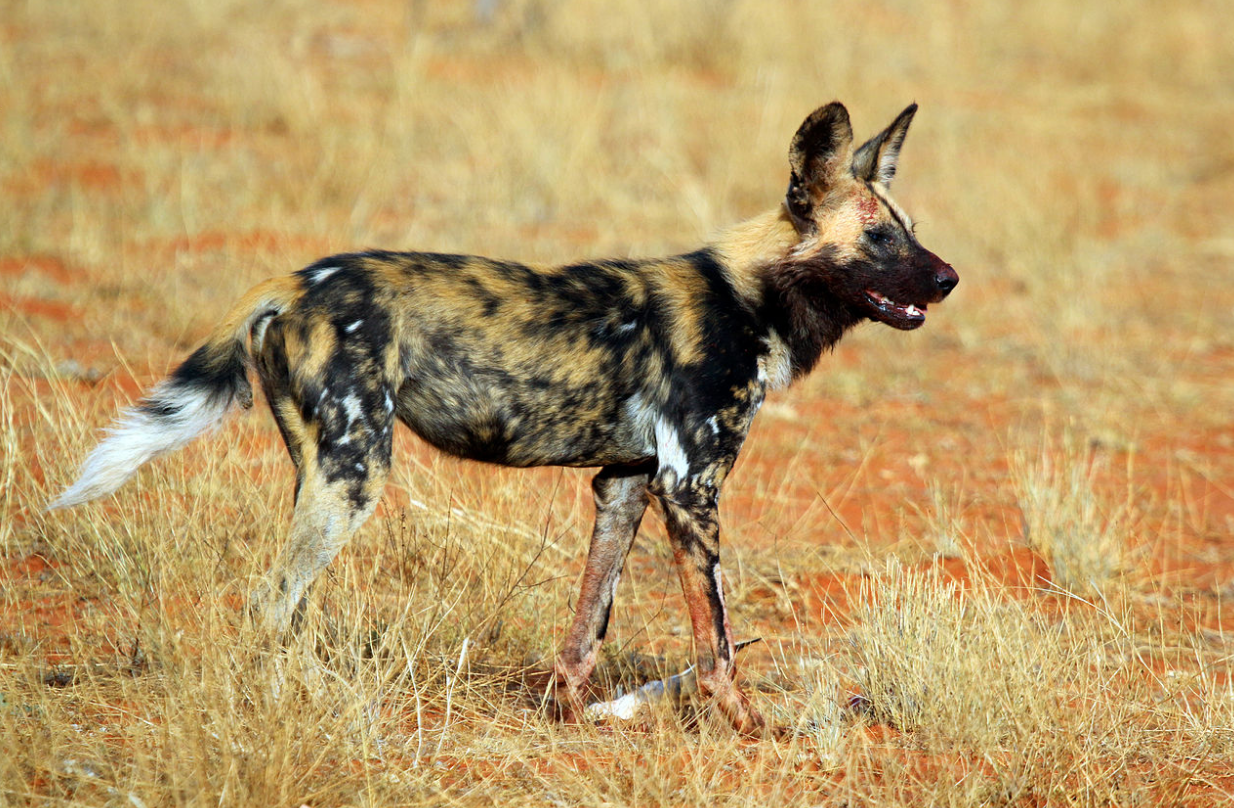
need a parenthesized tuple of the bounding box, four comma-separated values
(552, 462, 653, 720)
(250, 385, 395, 639)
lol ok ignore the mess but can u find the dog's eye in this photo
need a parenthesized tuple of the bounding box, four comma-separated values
(866, 229, 893, 247)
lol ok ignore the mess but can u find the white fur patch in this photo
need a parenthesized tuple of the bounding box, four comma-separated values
(341, 393, 365, 425)
(759, 332, 793, 391)
(655, 418, 690, 482)
(251, 316, 273, 352)
(50, 384, 233, 509)
(311, 266, 340, 284)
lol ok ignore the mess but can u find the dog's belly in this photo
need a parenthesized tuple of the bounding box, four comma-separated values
(394, 369, 653, 469)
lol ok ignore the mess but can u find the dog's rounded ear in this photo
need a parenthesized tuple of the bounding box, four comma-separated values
(852, 103, 917, 186)
(786, 102, 855, 233)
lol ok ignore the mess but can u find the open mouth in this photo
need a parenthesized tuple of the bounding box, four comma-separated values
(865, 289, 927, 330)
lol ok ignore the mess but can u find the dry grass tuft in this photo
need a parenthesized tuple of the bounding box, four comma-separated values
(850, 560, 1059, 748)
(849, 560, 1234, 805)
(1013, 437, 1129, 598)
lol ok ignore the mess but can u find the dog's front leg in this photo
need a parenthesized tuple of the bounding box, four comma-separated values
(553, 462, 653, 721)
(657, 483, 768, 736)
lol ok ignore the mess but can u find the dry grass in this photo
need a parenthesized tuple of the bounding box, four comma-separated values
(1013, 435, 1137, 599)
(849, 558, 1234, 806)
(3, 0, 1234, 804)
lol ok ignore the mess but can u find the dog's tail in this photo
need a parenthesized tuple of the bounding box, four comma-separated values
(49, 276, 304, 510)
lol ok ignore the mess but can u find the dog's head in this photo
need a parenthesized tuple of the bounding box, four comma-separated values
(782, 102, 958, 331)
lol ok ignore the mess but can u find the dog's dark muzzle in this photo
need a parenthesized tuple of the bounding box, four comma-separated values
(925, 250, 958, 303)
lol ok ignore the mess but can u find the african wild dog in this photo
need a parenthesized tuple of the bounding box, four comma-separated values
(51, 102, 957, 735)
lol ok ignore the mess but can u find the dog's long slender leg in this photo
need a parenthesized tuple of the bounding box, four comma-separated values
(252, 463, 390, 637)
(250, 386, 395, 638)
(552, 462, 653, 720)
(658, 485, 768, 736)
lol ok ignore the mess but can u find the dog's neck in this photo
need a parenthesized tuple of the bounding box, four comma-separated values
(713, 208, 862, 382)
(712, 209, 799, 304)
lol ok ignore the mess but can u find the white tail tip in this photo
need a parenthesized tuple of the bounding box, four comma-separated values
(49, 384, 233, 510)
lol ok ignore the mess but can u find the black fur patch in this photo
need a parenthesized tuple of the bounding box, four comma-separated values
(141, 340, 253, 417)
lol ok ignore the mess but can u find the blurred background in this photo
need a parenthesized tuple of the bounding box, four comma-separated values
(2, 1, 1234, 803)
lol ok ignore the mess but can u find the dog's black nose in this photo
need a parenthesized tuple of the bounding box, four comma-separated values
(935, 266, 958, 295)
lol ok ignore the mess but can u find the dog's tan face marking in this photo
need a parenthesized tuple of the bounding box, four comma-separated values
(799, 186, 882, 260)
